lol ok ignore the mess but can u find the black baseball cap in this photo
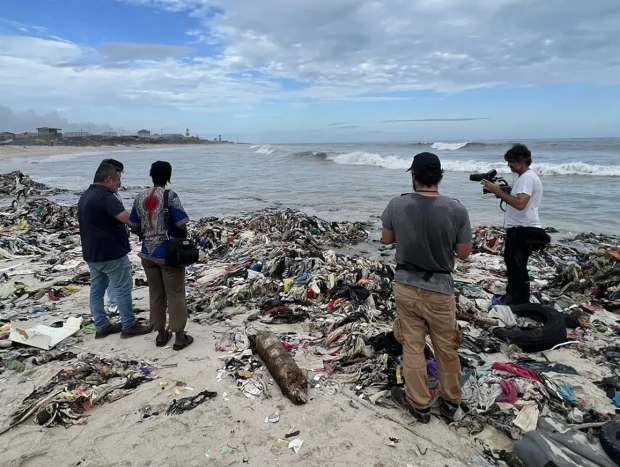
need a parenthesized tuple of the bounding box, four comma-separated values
(406, 152, 442, 173)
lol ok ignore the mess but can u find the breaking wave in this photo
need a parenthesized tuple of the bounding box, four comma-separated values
(431, 142, 471, 151)
(325, 151, 620, 176)
(401, 141, 499, 150)
(329, 151, 411, 169)
(250, 145, 276, 155)
(293, 150, 339, 159)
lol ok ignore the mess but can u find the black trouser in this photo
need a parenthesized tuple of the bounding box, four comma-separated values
(504, 228, 531, 305)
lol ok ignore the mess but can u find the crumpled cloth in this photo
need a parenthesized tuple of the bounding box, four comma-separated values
(492, 362, 543, 383)
(477, 378, 505, 412)
(461, 373, 480, 407)
(488, 305, 517, 327)
(496, 380, 518, 404)
(513, 403, 540, 432)
(557, 383, 579, 406)
(545, 373, 616, 414)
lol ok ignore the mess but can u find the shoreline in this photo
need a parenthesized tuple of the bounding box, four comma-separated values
(0, 143, 207, 161)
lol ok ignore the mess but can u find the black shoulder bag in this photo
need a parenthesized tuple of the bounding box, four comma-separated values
(163, 190, 199, 267)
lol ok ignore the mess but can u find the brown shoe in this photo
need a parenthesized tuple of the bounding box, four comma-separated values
(120, 322, 153, 339)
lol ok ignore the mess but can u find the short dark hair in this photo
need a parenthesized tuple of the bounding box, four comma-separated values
(504, 144, 532, 166)
(93, 163, 120, 183)
(101, 158, 124, 172)
(413, 168, 444, 188)
(150, 161, 172, 186)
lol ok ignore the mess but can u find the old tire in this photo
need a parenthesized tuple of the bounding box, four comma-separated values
(601, 423, 620, 466)
(493, 304, 567, 352)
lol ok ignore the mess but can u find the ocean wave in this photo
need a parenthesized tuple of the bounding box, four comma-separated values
(293, 150, 339, 159)
(326, 152, 620, 176)
(431, 142, 472, 151)
(399, 141, 507, 151)
(250, 145, 276, 155)
(328, 151, 411, 169)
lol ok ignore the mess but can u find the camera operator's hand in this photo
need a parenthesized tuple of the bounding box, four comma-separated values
(481, 180, 503, 195)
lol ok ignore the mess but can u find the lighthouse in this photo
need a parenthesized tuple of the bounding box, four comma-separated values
(186, 128, 190, 137)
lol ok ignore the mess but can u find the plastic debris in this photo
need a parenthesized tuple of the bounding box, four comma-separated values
(264, 410, 280, 423)
(288, 438, 304, 454)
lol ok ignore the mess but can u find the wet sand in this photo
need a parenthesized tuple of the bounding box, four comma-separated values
(0, 144, 198, 161)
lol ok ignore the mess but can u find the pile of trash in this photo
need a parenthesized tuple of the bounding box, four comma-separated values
(0, 198, 79, 260)
(0, 171, 68, 197)
(3, 176, 620, 465)
(182, 210, 620, 464)
(1, 351, 153, 432)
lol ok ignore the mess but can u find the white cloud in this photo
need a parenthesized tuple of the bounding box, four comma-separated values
(1, 0, 619, 119)
(0, 35, 84, 64)
(98, 43, 190, 61)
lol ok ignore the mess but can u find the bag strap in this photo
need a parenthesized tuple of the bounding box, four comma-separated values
(163, 189, 171, 239)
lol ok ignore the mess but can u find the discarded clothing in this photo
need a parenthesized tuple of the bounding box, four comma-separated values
(496, 380, 518, 404)
(513, 417, 616, 467)
(492, 362, 543, 383)
(488, 305, 517, 327)
(167, 390, 217, 415)
(518, 359, 579, 376)
(513, 403, 540, 433)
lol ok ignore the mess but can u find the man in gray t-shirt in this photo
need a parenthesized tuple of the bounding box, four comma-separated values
(381, 152, 472, 424)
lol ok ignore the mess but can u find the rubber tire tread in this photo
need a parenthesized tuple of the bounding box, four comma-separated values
(492, 303, 567, 352)
(601, 423, 620, 466)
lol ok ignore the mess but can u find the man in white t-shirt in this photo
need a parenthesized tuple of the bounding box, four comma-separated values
(482, 144, 548, 305)
(15, 174, 28, 201)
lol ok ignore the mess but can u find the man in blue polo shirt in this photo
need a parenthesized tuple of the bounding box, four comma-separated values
(77, 162, 152, 339)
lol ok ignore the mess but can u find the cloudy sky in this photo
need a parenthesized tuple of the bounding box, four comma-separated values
(0, 0, 619, 143)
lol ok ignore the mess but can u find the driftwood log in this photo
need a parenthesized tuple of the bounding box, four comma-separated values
(256, 331, 308, 405)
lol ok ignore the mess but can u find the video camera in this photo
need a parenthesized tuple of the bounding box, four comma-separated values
(469, 169, 511, 196)
(469, 169, 512, 211)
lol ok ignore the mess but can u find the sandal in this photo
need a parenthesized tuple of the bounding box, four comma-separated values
(156, 330, 173, 347)
(173, 334, 194, 351)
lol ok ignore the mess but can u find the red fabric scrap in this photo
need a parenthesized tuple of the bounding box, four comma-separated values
(267, 305, 290, 316)
(282, 342, 298, 351)
(496, 380, 518, 404)
(492, 362, 543, 383)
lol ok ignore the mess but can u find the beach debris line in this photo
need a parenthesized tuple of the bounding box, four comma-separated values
(256, 331, 308, 405)
(1, 353, 154, 433)
(0, 171, 68, 198)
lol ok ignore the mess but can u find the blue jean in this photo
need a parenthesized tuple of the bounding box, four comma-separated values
(88, 255, 135, 331)
(107, 287, 117, 307)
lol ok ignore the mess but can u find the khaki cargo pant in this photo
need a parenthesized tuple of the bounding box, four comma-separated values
(141, 258, 188, 333)
(393, 283, 462, 409)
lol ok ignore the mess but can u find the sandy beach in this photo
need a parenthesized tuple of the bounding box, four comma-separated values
(0, 144, 200, 161)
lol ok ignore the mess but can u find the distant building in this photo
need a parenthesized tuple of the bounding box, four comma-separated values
(218, 134, 221, 142)
(37, 127, 62, 137)
(162, 133, 184, 140)
(102, 131, 118, 137)
(137, 129, 151, 137)
(186, 128, 190, 137)
(0, 132, 15, 141)
(64, 131, 91, 138)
